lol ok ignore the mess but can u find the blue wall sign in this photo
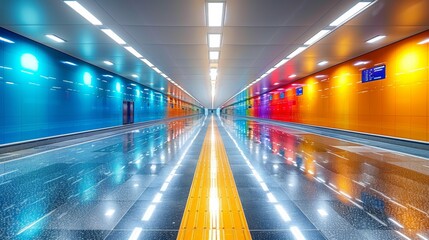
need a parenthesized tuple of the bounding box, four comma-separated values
(362, 64, 386, 83)
(296, 87, 303, 96)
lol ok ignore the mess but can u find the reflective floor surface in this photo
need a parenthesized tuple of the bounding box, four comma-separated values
(0, 114, 428, 240)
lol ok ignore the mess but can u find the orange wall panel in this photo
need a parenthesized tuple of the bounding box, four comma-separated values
(227, 30, 429, 142)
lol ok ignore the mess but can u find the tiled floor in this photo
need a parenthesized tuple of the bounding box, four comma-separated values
(0, 114, 428, 239)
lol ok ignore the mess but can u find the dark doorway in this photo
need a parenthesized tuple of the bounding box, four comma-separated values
(123, 101, 134, 124)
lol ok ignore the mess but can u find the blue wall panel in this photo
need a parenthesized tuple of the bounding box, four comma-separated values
(0, 27, 197, 145)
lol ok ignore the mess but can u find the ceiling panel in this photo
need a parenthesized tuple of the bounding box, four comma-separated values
(123, 26, 207, 45)
(225, 0, 346, 27)
(95, 0, 206, 26)
(1, 0, 428, 108)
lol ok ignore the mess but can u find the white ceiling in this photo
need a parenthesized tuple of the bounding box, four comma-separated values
(1, 0, 428, 108)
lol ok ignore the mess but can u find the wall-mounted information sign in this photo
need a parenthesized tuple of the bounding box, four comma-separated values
(362, 64, 386, 83)
(280, 92, 285, 99)
(296, 87, 303, 96)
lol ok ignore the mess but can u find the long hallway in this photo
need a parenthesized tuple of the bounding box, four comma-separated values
(1, 115, 428, 239)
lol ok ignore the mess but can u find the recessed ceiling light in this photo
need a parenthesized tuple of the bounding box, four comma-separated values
(318, 61, 328, 66)
(287, 46, 307, 59)
(274, 82, 279, 85)
(418, 38, 429, 45)
(209, 51, 219, 60)
(101, 29, 126, 45)
(141, 58, 154, 68)
(0, 36, 14, 43)
(329, 2, 372, 27)
(263, 87, 268, 90)
(131, 74, 138, 78)
(46, 34, 66, 43)
(207, 2, 224, 27)
(64, 1, 102, 25)
(354, 61, 369, 66)
(208, 34, 221, 48)
(289, 74, 297, 78)
(103, 60, 113, 66)
(160, 87, 164, 90)
(366, 35, 386, 43)
(102, 74, 113, 78)
(124, 46, 143, 58)
(304, 30, 331, 45)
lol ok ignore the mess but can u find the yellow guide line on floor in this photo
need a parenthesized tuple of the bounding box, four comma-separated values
(177, 117, 251, 240)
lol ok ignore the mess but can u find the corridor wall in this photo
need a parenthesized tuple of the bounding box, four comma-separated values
(0, 28, 201, 145)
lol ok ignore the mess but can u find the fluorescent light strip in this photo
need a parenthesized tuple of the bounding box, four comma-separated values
(124, 46, 143, 58)
(131, 74, 138, 78)
(289, 74, 297, 78)
(274, 59, 289, 68)
(207, 2, 224, 27)
(330, 2, 372, 27)
(64, 1, 102, 25)
(153, 67, 162, 74)
(366, 35, 386, 43)
(287, 46, 307, 59)
(103, 60, 113, 66)
(208, 34, 221, 48)
(304, 30, 331, 45)
(141, 58, 154, 67)
(0, 36, 14, 43)
(318, 60, 328, 66)
(266, 67, 276, 74)
(101, 29, 126, 45)
(46, 34, 66, 43)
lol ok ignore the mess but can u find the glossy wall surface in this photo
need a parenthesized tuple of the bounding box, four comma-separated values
(224, 30, 429, 142)
(0, 28, 201, 145)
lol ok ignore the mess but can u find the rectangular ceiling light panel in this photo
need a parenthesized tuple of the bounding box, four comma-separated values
(304, 30, 331, 45)
(46, 34, 66, 43)
(209, 51, 220, 60)
(64, 1, 102, 25)
(330, 1, 372, 27)
(208, 34, 221, 48)
(124, 46, 143, 58)
(287, 46, 307, 59)
(141, 58, 154, 67)
(366, 35, 386, 43)
(208, 2, 224, 27)
(102, 29, 126, 45)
